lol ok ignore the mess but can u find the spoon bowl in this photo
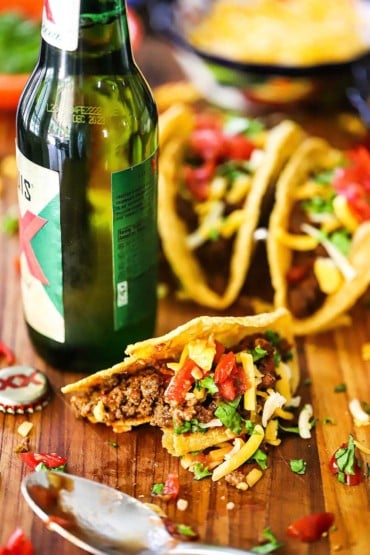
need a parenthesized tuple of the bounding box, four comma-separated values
(22, 471, 254, 555)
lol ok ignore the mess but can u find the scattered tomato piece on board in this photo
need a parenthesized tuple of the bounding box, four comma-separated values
(286, 512, 335, 542)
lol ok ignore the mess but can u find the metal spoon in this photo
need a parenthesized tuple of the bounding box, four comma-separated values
(22, 471, 254, 555)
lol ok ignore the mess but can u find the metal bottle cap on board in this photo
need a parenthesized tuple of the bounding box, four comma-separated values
(0, 365, 50, 414)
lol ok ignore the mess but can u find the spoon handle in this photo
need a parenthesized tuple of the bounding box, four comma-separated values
(169, 543, 254, 554)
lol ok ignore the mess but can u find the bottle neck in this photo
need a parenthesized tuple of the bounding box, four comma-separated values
(40, 0, 133, 68)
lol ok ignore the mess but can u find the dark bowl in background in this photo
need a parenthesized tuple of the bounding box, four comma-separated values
(148, 0, 370, 112)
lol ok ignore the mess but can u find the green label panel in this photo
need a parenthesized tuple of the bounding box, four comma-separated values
(111, 152, 158, 330)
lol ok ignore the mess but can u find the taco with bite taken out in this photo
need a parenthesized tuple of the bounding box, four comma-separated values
(267, 138, 370, 335)
(158, 103, 304, 309)
(62, 309, 300, 486)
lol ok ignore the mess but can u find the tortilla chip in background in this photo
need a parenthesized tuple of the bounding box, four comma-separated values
(158, 103, 304, 310)
(267, 137, 370, 335)
(62, 307, 299, 429)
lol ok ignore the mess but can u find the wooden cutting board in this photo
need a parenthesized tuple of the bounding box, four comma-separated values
(1, 38, 370, 553)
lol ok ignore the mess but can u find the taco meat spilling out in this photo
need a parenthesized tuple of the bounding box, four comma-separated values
(62, 309, 302, 487)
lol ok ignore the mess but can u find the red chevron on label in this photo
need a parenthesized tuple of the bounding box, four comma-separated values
(20, 210, 50, 285)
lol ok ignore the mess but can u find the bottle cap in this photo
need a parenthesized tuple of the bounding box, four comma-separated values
(0, 366, 50, 414)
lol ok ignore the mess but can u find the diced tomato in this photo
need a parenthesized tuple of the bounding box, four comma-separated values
(286, 263, 311, 285)
(224, 134, 255, 160)
(214, 352, 237, 384)
(189, 127, 226, 161)
(0, 341, 16, 366)
(0, 528, 34, 555)
(286, 512, 335, 542)
(183, 161, 215, 201)
(214, 352, 247, 401)
(332, 146, 370, 222)
(20, 452, 67, 471)
(329, 443, 362, 486)
(213, 340, 226, 364)
(164, 357, 201, 404)
(194, 112, 223, 131)
(162, 472, 180, 501)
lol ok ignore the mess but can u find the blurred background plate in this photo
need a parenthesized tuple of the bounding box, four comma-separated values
(0, 0, 143, 111)
(148, 0, 370, 111)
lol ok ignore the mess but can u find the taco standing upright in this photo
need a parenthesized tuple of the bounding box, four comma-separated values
(158, 103, 304, 309)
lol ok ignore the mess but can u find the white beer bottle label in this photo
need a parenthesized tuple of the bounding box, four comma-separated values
(41, 0, 81, 51)
(16, 148, 65, 342)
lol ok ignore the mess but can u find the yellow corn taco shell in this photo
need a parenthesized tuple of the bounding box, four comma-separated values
(62, 308, 299, 435)
(158, 103, 304, 309)
(267, 137, 370, 335)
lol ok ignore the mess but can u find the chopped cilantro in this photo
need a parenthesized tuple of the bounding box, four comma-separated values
(108, 441, 118, 448)
(151, 482, 164, 495)
(215, 397, 245, 434)
(223, 115, 265, 137)
(264, 330, 280, 347)
(335, 434, 356, 479)
(334, 383, 347, 393)
(278, 424, 300, 434)
(35, 462, 66, 472)
(174, 419, 207, 435)
(197, 375, 218, 395)
(329, 229, 351, 256)
(363, 402, 370, 415)
(192, 462, 212, 480)
(251, 527, 283, 553)
(248, 448, 268, 470)
(323, 417, 336, 424)
(251, 345, 267, 362)
(290, 459, 307, 475)
(302, 195, 334, 216)
(176, 523, 197, 537)
(303, 377, 312, 386)
(314, 169, 336, 184)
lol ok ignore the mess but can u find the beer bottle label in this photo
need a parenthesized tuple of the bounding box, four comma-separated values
(16, 148, 158, 343)
(112, 153, 158, 330)
(41, 0, 81, 52)
(16, 148, 65, 342)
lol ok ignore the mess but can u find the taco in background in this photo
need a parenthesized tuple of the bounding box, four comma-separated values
(62, 309, 300, 486)
(158, 103, 304, 309)
(267, 138, 370, 335)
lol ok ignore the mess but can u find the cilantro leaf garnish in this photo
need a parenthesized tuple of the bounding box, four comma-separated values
(248, 448, 268, 470)
(335, 434, 356, 477)
(174, 419, 207, 435)
(290, 459, 307, 475)
(151, 482, 164, 495)
(214, 397, 245, 434)
(175, 523, 197, 537)
(314, 169, 336, 184)
(329, 229, 351, 256)
(35, 462, 66, 472)
(302, 195, 334, 216)
(264, 330, 280, 347)
(197, 375, 219, 395)
(223, 115, 265, 137)
(334, 383, 347, 393)
(251, 345, 267, 362)
(192, 463, 212, 480)
(251, 527, 283, 553)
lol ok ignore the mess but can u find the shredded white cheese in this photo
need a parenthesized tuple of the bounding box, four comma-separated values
(199, 418, 223, 429)
(349, 399, 370, 427)
(261, 390, 287, 428)
(298, 403, 313, 438)
(301, 223, 357, 281)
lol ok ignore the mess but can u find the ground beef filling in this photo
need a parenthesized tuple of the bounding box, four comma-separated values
(286, 201, 326, 318)
(70, 333, 290, 429)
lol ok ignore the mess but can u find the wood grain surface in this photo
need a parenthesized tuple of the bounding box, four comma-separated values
(0, 35, 370, 555)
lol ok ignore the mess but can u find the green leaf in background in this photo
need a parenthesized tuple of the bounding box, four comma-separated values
(0, 13, 40, 74)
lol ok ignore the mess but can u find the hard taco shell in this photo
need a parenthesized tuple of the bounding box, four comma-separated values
(158, 103, 304, 309)
(267, 137, 370, 335)
(62, 308, 299, 433)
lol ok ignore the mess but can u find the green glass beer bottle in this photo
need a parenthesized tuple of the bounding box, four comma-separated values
(16, 0, 158, 372)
